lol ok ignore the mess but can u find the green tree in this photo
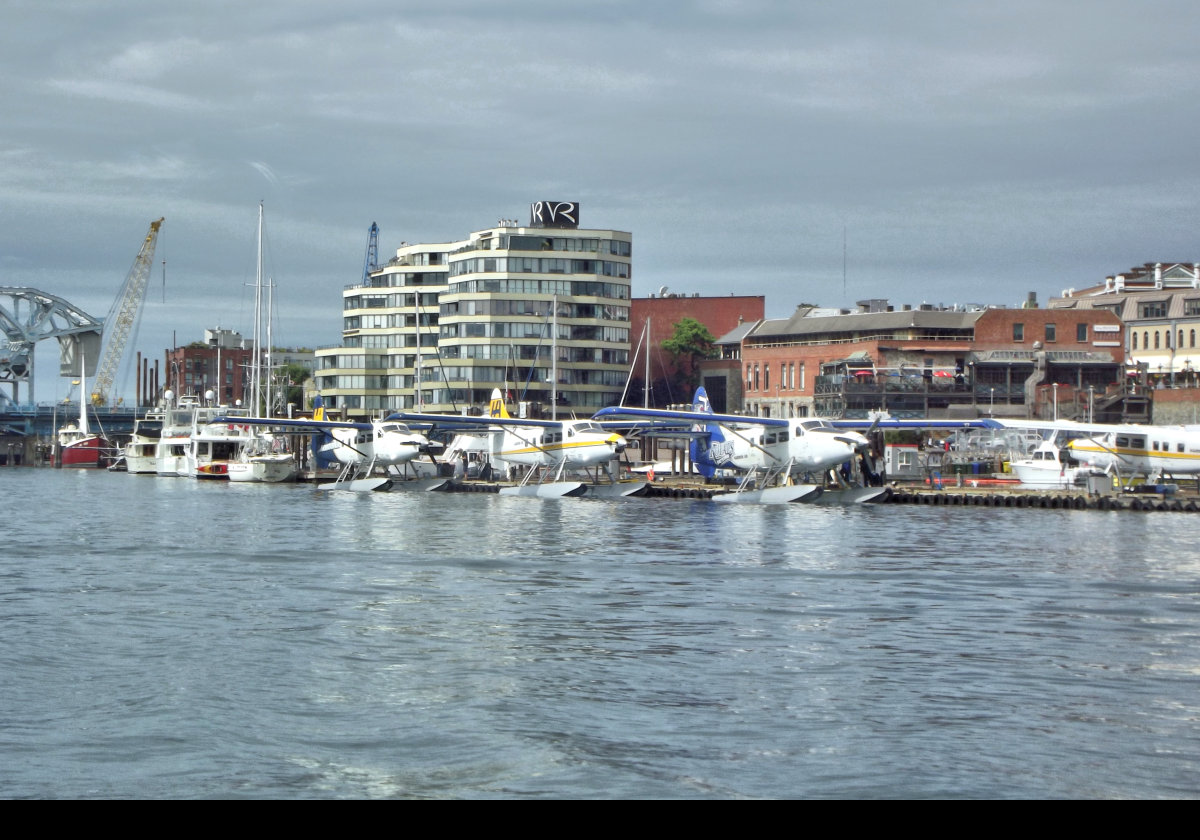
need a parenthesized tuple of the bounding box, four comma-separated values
(281, 363, 311, 408)
(662, 317, 718, 394)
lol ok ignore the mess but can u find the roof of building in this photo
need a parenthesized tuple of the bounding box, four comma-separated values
(748, 307, 982, 340)
(714, 319, 762, 345)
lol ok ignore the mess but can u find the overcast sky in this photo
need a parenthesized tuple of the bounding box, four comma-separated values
(4, 1, 1199, 403)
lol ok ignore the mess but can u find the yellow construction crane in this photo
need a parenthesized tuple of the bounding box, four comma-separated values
(91, 218, 164, 405)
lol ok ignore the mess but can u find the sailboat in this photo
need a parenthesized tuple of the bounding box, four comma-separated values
(228, 203, 297, 483)
(58, 347, 110, 467)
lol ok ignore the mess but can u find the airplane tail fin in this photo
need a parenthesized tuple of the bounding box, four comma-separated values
(690, 386, 717, 478)
(310, 396, 338, 468)
(488, 388, 512, 419)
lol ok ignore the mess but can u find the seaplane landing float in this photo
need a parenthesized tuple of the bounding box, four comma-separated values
(711, 482, 823, 504)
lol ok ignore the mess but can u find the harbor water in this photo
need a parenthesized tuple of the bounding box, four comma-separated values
(3, 468, 1199, 798)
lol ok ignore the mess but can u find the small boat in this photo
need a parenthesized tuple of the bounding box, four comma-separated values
(124, 411, 164, 474)
(225, 203, 297, 485)
(227, 433, 297, 483)
(155, 394, 200, 476)
(1009, 440, 1087, 489)
(58, 420, 108, 467)
(58, 349, 109, 467)
(183, 407, 253, 479)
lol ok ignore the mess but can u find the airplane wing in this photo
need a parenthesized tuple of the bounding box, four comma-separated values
(389, 411, 565, 430)
(592, 404, 786, 428)
(211, 415, 377, 432)
(827, 417, 1003, 430)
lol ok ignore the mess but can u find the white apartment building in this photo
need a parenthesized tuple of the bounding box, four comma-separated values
(316, 203, 632, 417)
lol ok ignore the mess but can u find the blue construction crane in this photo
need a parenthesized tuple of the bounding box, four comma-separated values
(362, 222, 379, 284)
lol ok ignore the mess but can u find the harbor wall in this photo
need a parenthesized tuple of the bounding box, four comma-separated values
(1150, 387, 1200, 425)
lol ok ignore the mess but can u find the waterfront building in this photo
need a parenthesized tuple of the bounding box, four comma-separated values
(317, 203, 632, 418)
(1050, 262, 1200, 388)
(730, 298, 1125, 421)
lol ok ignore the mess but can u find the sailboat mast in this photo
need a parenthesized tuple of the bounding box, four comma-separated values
(79, 345, 88, 434)
(250, 203, 264, 413)
(265, 267, 274, 417)
(643, 316, 650, 408)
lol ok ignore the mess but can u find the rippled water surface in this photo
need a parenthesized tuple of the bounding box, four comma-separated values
(3, 469, 1199, 798)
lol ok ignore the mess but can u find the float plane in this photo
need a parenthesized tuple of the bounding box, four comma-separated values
(1060, 422, 1200, 484)
(214, 404, 444, 492)
(391, 390, 645, 498)
(593, 387, 883, 504)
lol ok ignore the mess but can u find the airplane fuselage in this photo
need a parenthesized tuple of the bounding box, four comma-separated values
(329, 421, 430, 467)
(493, 420, 626, 469)
(1067, 426, 1200, 476)
(695, 419, 867, 475)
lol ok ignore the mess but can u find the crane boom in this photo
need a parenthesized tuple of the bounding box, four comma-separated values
(363, 221, 378, 284)
(91, 217, 164, 405)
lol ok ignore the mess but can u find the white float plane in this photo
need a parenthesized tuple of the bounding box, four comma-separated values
(391, 390, 643, 497)
(962, 416, 1200, 486)
(593, 387, 879, 503)
(1062, 423, 1200, 483)
(214, 404, 444, 491)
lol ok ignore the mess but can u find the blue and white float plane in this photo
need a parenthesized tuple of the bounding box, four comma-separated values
(391, 390, 646, 498)
(594, 387, 886, 504)
(214, 402, 444, 491)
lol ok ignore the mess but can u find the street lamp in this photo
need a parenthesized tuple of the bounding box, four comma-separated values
(989, 386, 995, 416)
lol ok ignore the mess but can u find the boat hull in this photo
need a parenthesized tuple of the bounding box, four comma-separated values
(61, 436, 107, 467)
(1010, 463, 1085, 489)
(227, 456, 297, 483)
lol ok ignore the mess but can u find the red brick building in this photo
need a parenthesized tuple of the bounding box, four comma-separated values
(733, 301, 1125, 421)
(629, 293, 764, 407)
(165, 328, 256, 405)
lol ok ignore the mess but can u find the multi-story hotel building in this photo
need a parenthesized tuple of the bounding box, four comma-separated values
(316, 203, 632, 418)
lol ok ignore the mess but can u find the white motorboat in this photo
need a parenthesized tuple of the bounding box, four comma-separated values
(1010, 440, 1087, 489)
(124, 411, 164, 474)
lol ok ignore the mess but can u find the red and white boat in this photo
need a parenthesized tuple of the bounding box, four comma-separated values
(58, 349, 109, 467)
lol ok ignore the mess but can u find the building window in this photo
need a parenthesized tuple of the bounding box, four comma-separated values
(1132, 333, 1138, 350)
(1077, 323, 1088, 342)
(1045, 324, 1056, 343)
(1140, 301, 1167, 319)
(1179, 330, 1184, 349)
(799, 363, 805, 392)
(1154, 332, 1160, 349)
(1191, 329, 1196, 348)
(1144, 331, 1149, 349)
(764, 363, 770, 391)
(1186, 299, 1200, 316)
(1013, 323, 1024, 341)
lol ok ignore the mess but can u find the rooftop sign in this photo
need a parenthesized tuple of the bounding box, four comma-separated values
(530, 201, 579, 229)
